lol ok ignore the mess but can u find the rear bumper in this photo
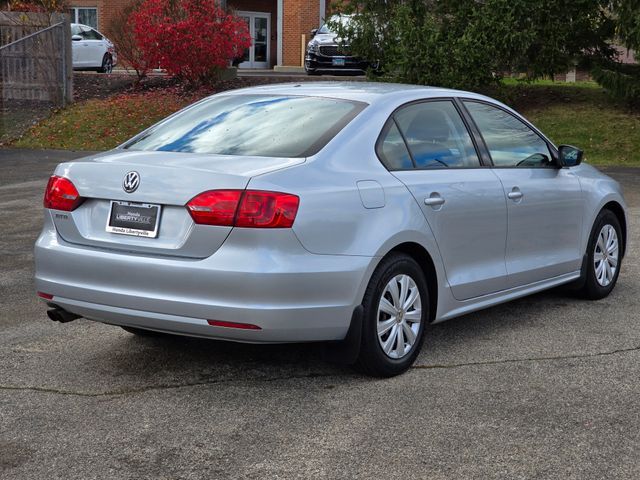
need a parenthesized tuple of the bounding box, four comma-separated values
(34, 219, 375, 343)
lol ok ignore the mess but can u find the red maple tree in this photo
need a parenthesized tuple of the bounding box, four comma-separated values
(130, 0, 251, 85)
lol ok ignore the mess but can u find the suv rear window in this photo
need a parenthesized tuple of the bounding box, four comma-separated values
(124, 95, 366, 158)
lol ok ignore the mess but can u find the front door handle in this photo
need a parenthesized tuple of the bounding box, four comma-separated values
(507, 187, 523, 201)
(424, 194, 445, 207)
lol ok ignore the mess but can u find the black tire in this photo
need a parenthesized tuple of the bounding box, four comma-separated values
(578, 209, 623, 300)
(121, 326, 166, 337)
(355, 253, 429, 377)
(99, 54, 113, 74)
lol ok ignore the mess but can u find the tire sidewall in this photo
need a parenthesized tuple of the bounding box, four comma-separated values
(360, 255, 429, 376)
(584, 210, 622, 299)
(102, 54, 112, 73)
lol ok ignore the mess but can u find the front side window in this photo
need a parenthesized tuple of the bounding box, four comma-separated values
(392, 101, 480, 169)
(80, 26, 102, 40)
(464, 101, 553, 168)
(125, 95, 366, 158)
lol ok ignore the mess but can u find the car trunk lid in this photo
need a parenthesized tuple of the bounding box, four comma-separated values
(51, 150, 304, 258)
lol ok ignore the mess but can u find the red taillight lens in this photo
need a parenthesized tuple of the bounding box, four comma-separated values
(236, 191, 299, 228)
(186, 190, 299, 228)
(186, 190, 242, 226)
(37, 292, 53, 300)
(43, 176, 83, 211)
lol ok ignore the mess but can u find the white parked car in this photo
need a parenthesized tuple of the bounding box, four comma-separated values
(71, 23, 117, 73)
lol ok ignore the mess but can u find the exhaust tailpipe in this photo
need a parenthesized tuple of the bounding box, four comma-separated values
(47, 307, 82, 323)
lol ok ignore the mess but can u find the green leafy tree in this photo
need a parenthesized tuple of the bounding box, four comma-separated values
(592, 0, 640, 104)
(330, 0, 614, 89)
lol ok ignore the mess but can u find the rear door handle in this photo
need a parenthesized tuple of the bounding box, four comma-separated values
(507, 187, 523, 201)
(424, 195, 445, 207)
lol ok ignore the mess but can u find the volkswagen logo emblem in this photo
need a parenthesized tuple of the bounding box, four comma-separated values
(122, 171, 140, 193)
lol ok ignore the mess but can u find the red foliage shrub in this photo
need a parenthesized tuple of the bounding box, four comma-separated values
(107, 0, 152, 83)
(130, 0, 251, 85)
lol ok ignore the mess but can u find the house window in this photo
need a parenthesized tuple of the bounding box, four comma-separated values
(71, 7, 98, 29)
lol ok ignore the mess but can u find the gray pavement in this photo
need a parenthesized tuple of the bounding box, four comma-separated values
(1, 148, 639, 479)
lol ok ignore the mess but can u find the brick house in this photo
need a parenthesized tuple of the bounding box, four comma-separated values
(67, 0, 329, 69)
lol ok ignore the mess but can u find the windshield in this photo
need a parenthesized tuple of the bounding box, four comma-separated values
(318, 15, 351, 34)
(124, 95, 366, 158)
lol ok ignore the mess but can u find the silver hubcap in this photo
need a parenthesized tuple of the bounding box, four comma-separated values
(377, 274, 422, 359)
(594, 224, 619, 287)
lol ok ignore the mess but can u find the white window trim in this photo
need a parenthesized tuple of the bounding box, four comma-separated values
(71, 7, 99, 29)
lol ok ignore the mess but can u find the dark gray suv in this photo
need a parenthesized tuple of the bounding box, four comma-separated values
(304, 15, 369, 75)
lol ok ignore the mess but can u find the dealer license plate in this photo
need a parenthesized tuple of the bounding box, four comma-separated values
(106, 201, 161, 238)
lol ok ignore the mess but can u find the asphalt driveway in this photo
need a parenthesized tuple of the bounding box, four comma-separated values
(1, 149, 639, 479)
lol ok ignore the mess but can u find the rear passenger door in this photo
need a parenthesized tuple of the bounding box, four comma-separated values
(378, 99, 508, 300)
(462, 100, 584, 287)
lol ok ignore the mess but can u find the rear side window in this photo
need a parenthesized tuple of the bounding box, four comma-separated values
(124, 95, 366, 158)
(379, 100, 480, 170)
(377, 122, 413, 170)
(464, 101, 552, 168)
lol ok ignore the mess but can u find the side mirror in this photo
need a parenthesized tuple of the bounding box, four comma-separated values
(310, 28, 318, 37)
(71, 35, 82, 41)
(558, 145, 584, 167)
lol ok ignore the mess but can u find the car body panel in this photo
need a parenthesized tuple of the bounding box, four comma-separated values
(394, 169, 508, 300)
(34, 82, 628, 343)
(492, 167, 584, 287)
(71, 23, 117, 70)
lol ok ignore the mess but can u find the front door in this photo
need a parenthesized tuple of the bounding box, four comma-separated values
(238, 12, 270, 69)
(463, 100, 584, 288)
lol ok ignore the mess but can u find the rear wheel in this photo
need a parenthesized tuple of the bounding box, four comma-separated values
(99, 54, 113, 73)
(356, 254, 429, 377)
(578, 209, 622, 299)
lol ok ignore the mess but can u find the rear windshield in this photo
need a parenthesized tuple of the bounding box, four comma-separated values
(124, 94, 366, 158)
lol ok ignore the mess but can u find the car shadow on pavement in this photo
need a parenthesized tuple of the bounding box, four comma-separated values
(76, 284, 620, 388)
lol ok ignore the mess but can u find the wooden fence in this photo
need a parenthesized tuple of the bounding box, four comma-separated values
(0, 12, 73, 106)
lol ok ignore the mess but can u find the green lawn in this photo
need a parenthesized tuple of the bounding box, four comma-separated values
(11, 80, 640, 166)
(12, 91, 195, 151)
(502, 81, 640, 166)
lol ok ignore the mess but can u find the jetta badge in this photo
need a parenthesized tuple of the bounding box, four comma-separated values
(122, 171, 140, 193)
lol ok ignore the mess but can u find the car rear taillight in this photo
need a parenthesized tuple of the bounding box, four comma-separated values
(44, 176, 83, 211)
(186, 190, 299, 228)
(186, 190, 242, 226)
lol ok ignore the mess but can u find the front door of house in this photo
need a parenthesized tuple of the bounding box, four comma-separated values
(238, 12, 270, 69)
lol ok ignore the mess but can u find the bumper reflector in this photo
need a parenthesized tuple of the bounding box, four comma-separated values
(37, 292, 54, 300)
(207, 320, 261, 330)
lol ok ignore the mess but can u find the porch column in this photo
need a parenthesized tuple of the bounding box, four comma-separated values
(277, 0, 283, 66)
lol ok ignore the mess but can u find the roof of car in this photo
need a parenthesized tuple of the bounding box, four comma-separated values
(224, 81, 495, 105)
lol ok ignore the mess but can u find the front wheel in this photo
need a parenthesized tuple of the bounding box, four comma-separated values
(356, 254, 429, 377)
(578, 209, 623, 299)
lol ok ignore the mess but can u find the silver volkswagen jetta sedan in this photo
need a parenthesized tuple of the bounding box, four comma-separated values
(35, 82, 628, 377)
